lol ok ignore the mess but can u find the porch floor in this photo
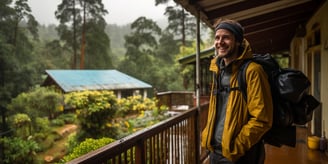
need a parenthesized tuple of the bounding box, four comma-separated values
(265, 126, 328, 164)
(203, 126, 328, 164)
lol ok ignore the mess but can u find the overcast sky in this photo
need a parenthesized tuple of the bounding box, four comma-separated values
(28, 0, 171, 25)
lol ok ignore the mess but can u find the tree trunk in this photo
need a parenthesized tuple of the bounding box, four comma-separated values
(72, 0, 77, 69)
(181, 9, 186, 46)
(80, 1, 86, 69)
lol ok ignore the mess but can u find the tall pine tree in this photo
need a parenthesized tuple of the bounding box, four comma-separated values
(55, 0, 112, 69)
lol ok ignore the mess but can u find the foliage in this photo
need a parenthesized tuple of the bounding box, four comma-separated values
(34, 39, 72, 69)
(84, 19, 113, 69)
(50, 118, 66, 127)
(55, 0, 111, 69)
(9, 113, 31, 128)
(65, 91, 168, 140)
(55, 113, 78, 124)
(7, 86, 64, 120)
(123, 16, 161, 61)
(8, 113, 32, 138)
(114, 95, 169, 138)
(115, 95, 158, 116)
(273, 55, 289, 68)
(0, 137, 40, 164)
(34, 117, 51, 133)
(65, 133, 79, 156)
(127, 105, 169, 129)
(0, 1, 211, 162)
(62, 137, 115, 162)
(174, 42, 208, 90)
(119, 17, 177, 91)
(64, 90, 118, 140)
(105, 24, 131, 67)
(31, 130, 62, 153)
(0, 0, 217, 162)
(150, 30, 183, 91)
(164, 5, 195, 46)
(0, 0, 41, 108)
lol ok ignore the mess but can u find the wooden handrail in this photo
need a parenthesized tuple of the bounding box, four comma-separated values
(67, 103, 209, 164)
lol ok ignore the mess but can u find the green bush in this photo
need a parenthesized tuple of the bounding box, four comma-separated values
(7, 86, 63, 121)
(62, 137, 115, 162)
(0, 137, 40, 164)
(8, 113, 32, 138)
(50, 118, 65, 126)
(65, 133, 79, 155)
(56, 113, 77, 124)
(115, 95, 157, 116)
(64, 90, 118, 140)
(34, 117, 50, 133)
(34, 131, 62, 152)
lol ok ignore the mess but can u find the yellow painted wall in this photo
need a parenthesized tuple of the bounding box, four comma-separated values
(305, 1, 328, 136)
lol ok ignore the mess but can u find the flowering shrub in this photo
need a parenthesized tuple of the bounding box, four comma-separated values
(115, 95, 169, 138)
(116, 95, 159, 116)
(64, 90, 169, 140)
(62, 137, 115, 162)
(64, 90, 118, 139)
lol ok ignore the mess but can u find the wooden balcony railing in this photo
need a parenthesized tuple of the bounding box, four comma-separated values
(156, 91, 195, 110)
(67, 103, 209, 164)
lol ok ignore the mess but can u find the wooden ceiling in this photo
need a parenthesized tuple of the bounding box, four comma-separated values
(173, 0, 324, 54)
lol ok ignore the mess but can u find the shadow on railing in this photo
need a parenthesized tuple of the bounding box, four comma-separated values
(67, 103, 209, 164)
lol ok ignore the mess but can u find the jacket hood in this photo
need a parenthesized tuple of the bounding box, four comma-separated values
(236, 39, 253, 61)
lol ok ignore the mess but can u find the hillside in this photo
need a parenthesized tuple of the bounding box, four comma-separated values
(38, 18, 169, 55)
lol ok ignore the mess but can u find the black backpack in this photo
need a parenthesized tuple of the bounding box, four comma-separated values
(237, 53, 320, 147)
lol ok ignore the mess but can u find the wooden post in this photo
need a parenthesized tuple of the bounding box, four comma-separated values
(135, 139, 145, 164)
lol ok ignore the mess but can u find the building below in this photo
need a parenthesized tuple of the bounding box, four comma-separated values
(42, 69, 152, 98)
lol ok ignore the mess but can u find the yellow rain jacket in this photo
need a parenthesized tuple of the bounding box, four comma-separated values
(201, 39, 273, 161)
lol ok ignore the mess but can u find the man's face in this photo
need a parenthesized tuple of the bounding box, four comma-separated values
(214, 29, 240, 60)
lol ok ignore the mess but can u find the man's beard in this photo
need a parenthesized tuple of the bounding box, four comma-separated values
(217, 44, 239, 59)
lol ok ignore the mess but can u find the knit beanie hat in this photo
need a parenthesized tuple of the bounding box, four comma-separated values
(215, 22, 244, 43)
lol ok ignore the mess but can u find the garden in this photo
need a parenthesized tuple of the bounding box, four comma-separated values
(0, 87, 169, 163)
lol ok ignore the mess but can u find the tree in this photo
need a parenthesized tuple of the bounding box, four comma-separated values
(7, 87, 63, 122)
(119, 17, 161, 82)
(0, 0, 39, 70)
(156, 0, 196, 47)
(154, 0, 213, 91)
(39, 40, 71, 69)
(84, 19, 113, 69)
(156, 30, 179, 63)
(0, 0, 40, 107)
(55, 0, 112, 69)
(55, 0, 80, 69)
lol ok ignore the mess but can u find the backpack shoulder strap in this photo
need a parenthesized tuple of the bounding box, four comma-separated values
(238, 59, 252, 101)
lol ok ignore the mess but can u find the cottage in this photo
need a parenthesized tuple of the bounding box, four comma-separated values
(42, 70, 152, 99)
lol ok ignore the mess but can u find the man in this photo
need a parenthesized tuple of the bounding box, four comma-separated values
(201, 19, 273, 164)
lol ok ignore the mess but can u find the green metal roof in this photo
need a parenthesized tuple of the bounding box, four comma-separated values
(178, 47, 215, 65)
(43, 70, 152, 92)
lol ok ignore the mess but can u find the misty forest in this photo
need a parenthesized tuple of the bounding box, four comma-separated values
(0, 0, 213, 163)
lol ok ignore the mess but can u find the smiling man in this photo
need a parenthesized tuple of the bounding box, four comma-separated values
(201, 19, 273, 164)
